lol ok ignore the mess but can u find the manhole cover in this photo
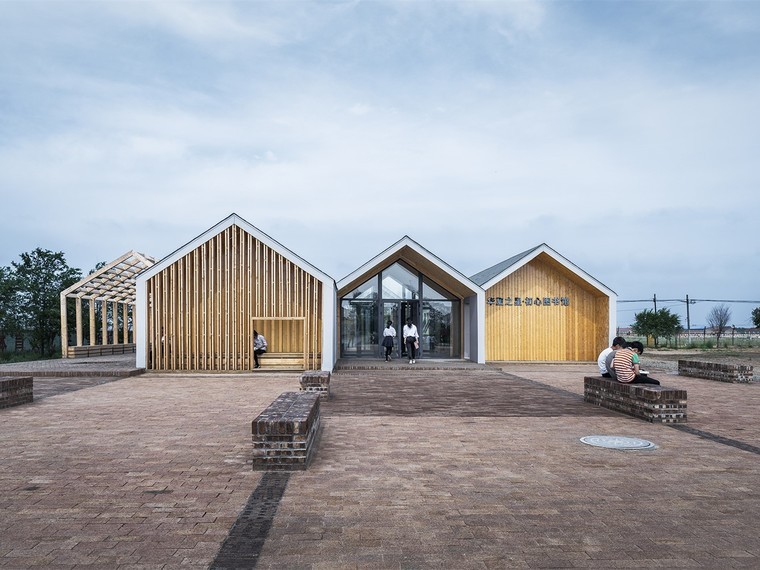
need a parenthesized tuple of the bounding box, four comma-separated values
(580, 435, 657, 450)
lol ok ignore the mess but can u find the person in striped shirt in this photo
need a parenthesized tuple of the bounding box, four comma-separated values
(611, 341, 660, 385)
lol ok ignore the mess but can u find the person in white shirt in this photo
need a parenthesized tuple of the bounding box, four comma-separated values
(597, 336, 625, 377)
(382, 320, 396, 361)
(253, 330, 267, 369)
(402, 318, 419, 364)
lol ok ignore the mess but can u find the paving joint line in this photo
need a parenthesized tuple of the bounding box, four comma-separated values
(210, 471, 291, 569)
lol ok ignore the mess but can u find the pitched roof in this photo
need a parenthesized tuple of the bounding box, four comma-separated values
(337, 235, 482, 299)
(137, 213, 334, 286)
(470, 243, 616, 296)
(469, 245, 542, 287)
(61, 250, 156, 304)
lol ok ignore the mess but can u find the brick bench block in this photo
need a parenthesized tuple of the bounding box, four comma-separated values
(584, 376, 687, 423)
(0, 376, 34, 409)
(678, 360, 754, 384)
(299, 371, 331, 400)
(252, 392, 321, 470)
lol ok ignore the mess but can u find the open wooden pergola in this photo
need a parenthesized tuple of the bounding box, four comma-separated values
(60, 251, 155, 358)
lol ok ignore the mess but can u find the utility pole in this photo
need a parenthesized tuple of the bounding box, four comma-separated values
(686, 294, 691, 342)
(653, 294, 657, 312)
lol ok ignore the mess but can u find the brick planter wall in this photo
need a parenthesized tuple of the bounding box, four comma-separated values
(584, 376, 687, 423)
(251, 392, 321, 470)
(678, 360, 754, 384)
(0, 376, 33, 409)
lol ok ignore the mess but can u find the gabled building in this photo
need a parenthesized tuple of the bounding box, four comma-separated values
(135, 214, 336, 372)
(337, 236, 485, 363)
(471, 243, 616, 361)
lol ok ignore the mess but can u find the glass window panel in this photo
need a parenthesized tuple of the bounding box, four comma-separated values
(382, 263, 419, 300)
(341, 299, 378, 357)
(422, 277, 457, 301)
(346, 276, 378, 300)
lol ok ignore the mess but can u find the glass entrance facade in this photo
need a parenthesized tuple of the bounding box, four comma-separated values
(340, 261, 460, 359)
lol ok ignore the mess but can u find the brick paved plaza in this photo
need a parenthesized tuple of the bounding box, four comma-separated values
(0, 357, 758, 568)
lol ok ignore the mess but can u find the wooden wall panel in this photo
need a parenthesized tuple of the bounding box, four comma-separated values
(485, 255, 608, 361)
(146, 224, 322, 371)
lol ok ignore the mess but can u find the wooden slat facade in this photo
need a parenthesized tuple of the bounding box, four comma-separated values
(485, 254, 608, 361)
(146, 224, 322, 371)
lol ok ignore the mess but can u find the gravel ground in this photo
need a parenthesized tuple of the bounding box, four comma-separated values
(642, 347, 759, 380)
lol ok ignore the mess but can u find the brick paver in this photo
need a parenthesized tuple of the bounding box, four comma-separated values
(0, 361, 758, 568)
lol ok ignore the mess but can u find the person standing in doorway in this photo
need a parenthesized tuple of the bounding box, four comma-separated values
(403, 318, 419, 364)
(253, 330, 267, 369)
(382, 320, 396, 361)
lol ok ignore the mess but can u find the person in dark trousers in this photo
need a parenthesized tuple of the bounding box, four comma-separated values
(402, 318, 419, 364)
(253, 330, 267, 369)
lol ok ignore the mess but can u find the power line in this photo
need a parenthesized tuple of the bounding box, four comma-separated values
(619, 298, 760, 304)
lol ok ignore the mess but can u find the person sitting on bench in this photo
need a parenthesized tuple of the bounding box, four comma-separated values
(597, 336, 626, 378)
(612, 340, 660, 385)
(253, 330, 267, 369)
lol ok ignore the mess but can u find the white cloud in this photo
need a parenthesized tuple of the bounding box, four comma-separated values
(1, 0, 758, 328)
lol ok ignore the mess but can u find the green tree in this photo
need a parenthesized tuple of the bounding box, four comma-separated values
(11, 249, 81, 357)
(706, 304, 732, 347)
(0, 265, 21, 352)
(631, 308, 682, 348)
(752, 307, 760, 329)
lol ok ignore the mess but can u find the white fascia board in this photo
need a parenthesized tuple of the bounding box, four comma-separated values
(608, 293, 618, 344)
(481, 243, 617, 298)
(137, 213, 335, 290)
(321, 282, 337, 371)
(135, 278, 147, 368)
(476, 291, 486, 364)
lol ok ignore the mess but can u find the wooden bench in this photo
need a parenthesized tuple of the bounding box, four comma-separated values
(584, 376, 687, 423)
(678, 360, 754, 384)
(251, 391, 321, 470)
(66, 344, 136, 358)
(257, 352, 323, 371)
(0, 376, 33, 409)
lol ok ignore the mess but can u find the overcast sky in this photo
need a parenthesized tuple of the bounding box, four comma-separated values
(1, 1, 758, 328)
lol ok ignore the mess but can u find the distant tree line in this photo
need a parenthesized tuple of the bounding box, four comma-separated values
(0, 249, 81, 357)
(631, 303, 760, 348)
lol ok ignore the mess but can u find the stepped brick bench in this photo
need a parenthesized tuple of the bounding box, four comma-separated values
(584, 376, 687, 423)
(0, 376, 33, 409)
(299, 370, 331, 400)
(251, 391, 321, 470)
(678, 360, 754, 384)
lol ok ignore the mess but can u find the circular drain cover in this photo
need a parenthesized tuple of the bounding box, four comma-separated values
(580, 435, 657, 450)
